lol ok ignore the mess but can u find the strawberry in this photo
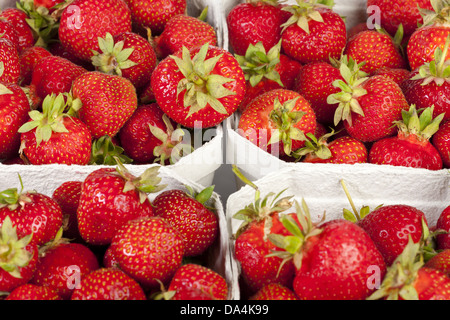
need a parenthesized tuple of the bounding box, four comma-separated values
(329, 58, 410, 142)
(344, 28, 407, 75)
(71, 71, 138, 139)
(366, 0, 434, 39)
(238, 88, 316, 158)
(91, 31, 158, 90)
(18, 46, 52, 86)
(369, 105, 444, 170)
(30, 232, 100, 300)
(71, 267, 147, 300)
(118, 103, 190, 165)
(0, 8, 35, 53)
(165, 263, 228, 300)
(0, 216, 38, 293)
(407, 0, 450, 71)
(47, 41, 94, 71)
(296, 132, 368, 164)
(436, 205, 450, 249)
(425, 248, 450, 276)
(153, 186, 218, 257)
(51, 181, 83, 242)
(151, 43, 246, 129)
(57, 0, 132, 62)
(76, 164, 165, 245)
(5, 283, 61, 300)
(270, 200, 387, 300)
(226, 0, 290, 56)
(368, 238, 450, 300)
(401, 36, 450, 121)
(280, 0, 347, 64)
(432, 119, 450, 168)
(0, 82, 30, 161)
(124, 0, 186, 36)
(33, 0, 64, 11)
(153, 7, 217, 59)
(0, 38, 20, 84)
(0, 18, 20, 51)
(249, 283, 299, 300)
(372, 66, 411, 85)
(109, 216, 185, 289)
(18, 93, 93, 165)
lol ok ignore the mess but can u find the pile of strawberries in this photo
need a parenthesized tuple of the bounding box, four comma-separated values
(0, 164, 228, 300)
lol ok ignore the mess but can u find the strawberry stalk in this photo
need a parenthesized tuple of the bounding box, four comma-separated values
(89, 135, 133, 165)
(0, 174, 32, 211)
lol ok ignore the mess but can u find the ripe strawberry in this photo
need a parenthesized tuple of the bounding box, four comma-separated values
(165, 263, 228, 300)
(91, 31, 158, 90)
(329, 59, 410, 142)
(33, 0, 64, 11)
(366, 0, 434, 39)
(238, 88, 316, 158)
(372, 66, 411, 85)
(71, 71, 138, 139)
(124, 0, 186, 36)
(151, 43, 246, 128)
(425, 248, 450, 276)
(18, 46, 52, 86)
(47, 41, 94, 71)
(6, 283, 61, 300)
(51, 181, 83, 242)
(18, 93, 93, 165)
(153, 7, 217, 59)
(368, 239, 450, 300)
(76, 165, 165, 245)
(432, 119, 450, 168)
(71, 267, 147, 300)
(109, 216, 185, 289)
(29, 55, 87, 107)
(0, 216, 38, 293)
(249, 283, 299, 300)
(226, 0, 290, 56)
(401, 37, 450, 120)
(0, 8, 35, 53)
(270, 201, 387, 300)
(344, 28, 407, 75)
(153, 186, 218, 257)
(369, 105, 444, 170)
(280, 1, 347, 64)
(297, 133, 368, 164)
(0, 18, 20, 51)
(0, 82, 30, 160)
(30, 234, 100, 300)
(58, 0, 132, 62)
(407, 0, 450, 70)
(0, 38, 20, 84)
(118, 103, 191, 165)
(436, 205, 450, 249)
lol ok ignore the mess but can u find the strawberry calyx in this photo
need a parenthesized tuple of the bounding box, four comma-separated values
(418, 0, 450, 27)
(292, 130, 335, 160)
(184, 184, 216, 211)
(37, 227, 68, 257)
(0, 174, 33, 211)
(234, 40, 283, 87)
(171, 43, 237, 119)
(0, 216, 34, 279)
(89, 135, 133, 165)
(280, 0, 335, 34)
(91, 33, 138, 77)
(268, 96, 307, 156)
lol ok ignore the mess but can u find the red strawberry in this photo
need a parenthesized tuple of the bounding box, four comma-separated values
(71, 71, 138, 139)
(109, 216, 185, 289)
(33, 0, 64, 11)
(249, 283, 299, 300)
(118, 104, 190, 165)
(0, 18, 20, 51)
(71, 267, 147, 300)
(238, 88, 316, 158)
(30, 234, 100, 300)
(153, 7, 217, 59)
(368, 239, 450, 300)
(58, 0, 132, 62)
(0, 82, 30, 160)
(153, 186, 219, 257)
(6, 283, 61, 300)
(425, 248, 450, 276)
(51, 181, 83, 242)
(280, 1, 347, 64)
(432, 119, 450, 168)
(436, 205, 450, 249)
(372, 66, 411, 85)
(407, 0, 450, 71)
(0, 216, 38, 293)
(18, 93, 93, 165)
(369, 105, 444, 170)
(165, 263, 228, 300)
(47, 41, 94, 71)
(124, 0, 186, 36)
(226, 0, 290, 56)
(18, 46, 52, 86)
(0, 37, 20, 84)
(76, 165, 165, 245)
(0, 8, 35, 53)
(151, 43, 246, 129)
(91, 31, 158, 90)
